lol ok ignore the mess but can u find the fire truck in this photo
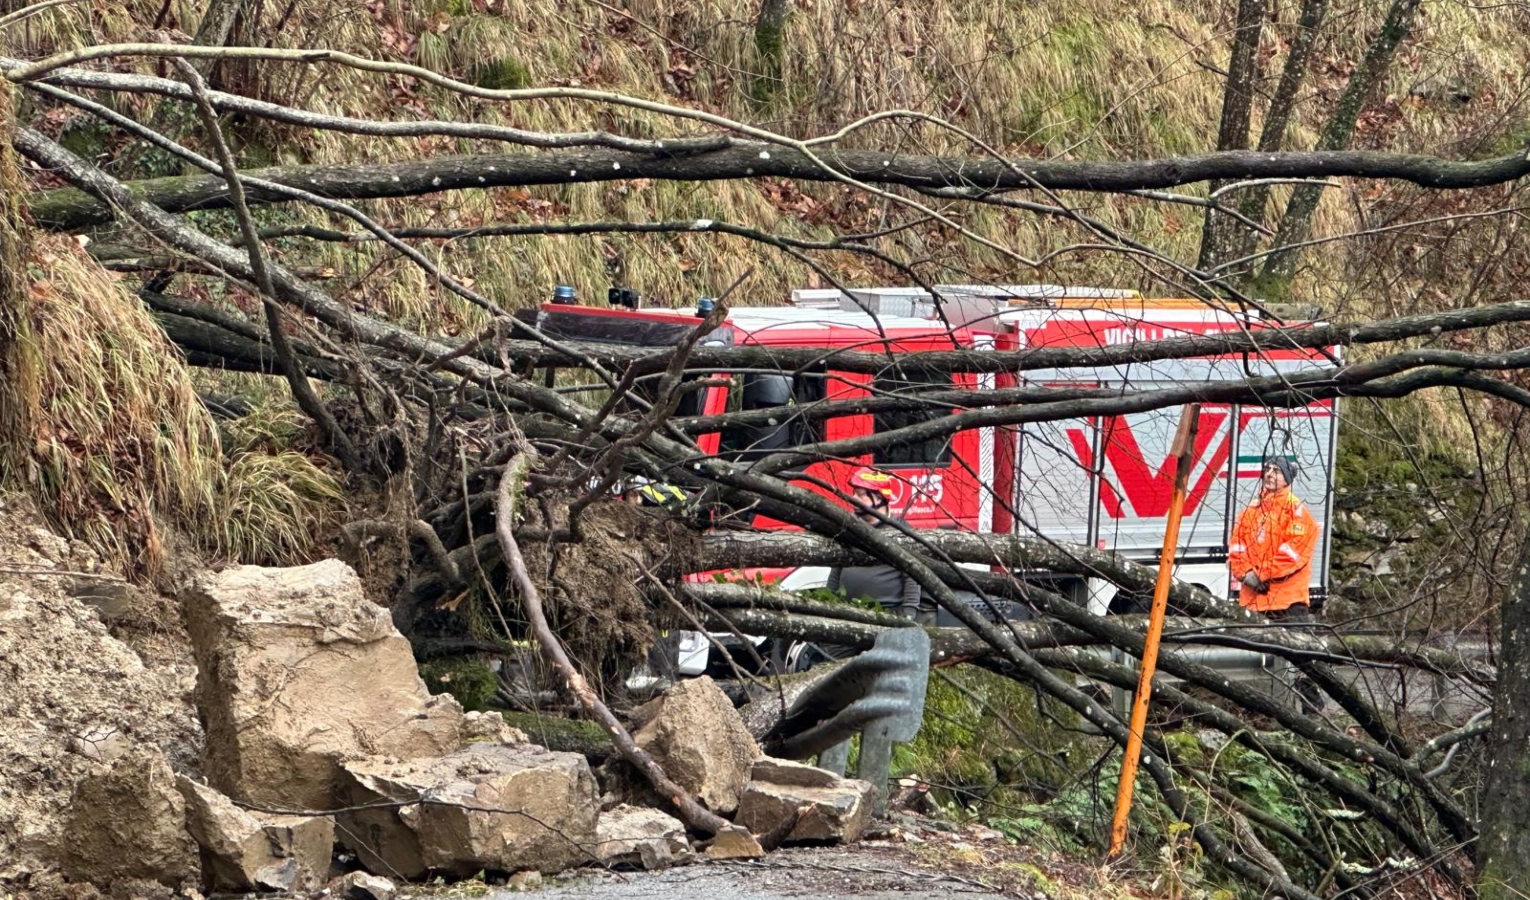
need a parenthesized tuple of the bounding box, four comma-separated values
(515, 284, 1339, 673)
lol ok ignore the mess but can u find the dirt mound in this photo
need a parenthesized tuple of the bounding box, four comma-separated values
(516, 498, 700, 682)
(0, 495, 201, 883)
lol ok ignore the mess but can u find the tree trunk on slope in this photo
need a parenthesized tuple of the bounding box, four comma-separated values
(753, 0, 791, 102)
(1477, 537, 1530, 897)
(1222, 0, 1330, 276)
(1197, 0, 1266, 274)
(1258, 0, 1421, 293)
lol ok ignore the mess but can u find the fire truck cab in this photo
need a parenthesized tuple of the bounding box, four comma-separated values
(516, 293, 995, 539)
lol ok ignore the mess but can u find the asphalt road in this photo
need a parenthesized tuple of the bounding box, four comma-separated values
(512, 847, 1015, 900)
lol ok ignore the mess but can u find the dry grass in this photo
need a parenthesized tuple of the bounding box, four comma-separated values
(0, 235, 221, 578)
(212, 390, 347, 566)
(10, 0, 1524, 313)
(214, 446, 346, 566)
(0, 214, 344, 575)
(1, 84, 32, 466)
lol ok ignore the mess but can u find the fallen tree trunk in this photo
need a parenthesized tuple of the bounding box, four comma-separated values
(152, 310, 341, 380)
(689, 537, 1493, 682)
(698, 529, 1225, 613)
(22, 139, 1530, 231)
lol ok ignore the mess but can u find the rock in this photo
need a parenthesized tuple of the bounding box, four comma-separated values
(69, 725, 130, 763)
(968, 824, 1006, 842)
(734, 775, 874, 845)
(506, 871, 543, 891)
(631, 676, 760, 815)
(337, 743, 599, 878)
(593, 806, 693, 871)
(703, 827, 763, 860)
(59, 748, 199, 887)
(749, 757, 840, 789)
(65, 577, 138, 621)
(182, 560, 465, 809)
(27, 525, 70, 562)
(177, 776, 334, 892)
(462, 710, 528, 745)
(334, 872, 396, 900)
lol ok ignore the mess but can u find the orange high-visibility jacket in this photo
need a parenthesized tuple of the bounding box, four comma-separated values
(1228, 488, 1320, 612)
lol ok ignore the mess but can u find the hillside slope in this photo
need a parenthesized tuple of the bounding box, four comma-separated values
(5, 0, 1528, 319)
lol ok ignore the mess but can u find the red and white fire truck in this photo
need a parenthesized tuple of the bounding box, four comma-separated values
(516, 284, 1339, 669)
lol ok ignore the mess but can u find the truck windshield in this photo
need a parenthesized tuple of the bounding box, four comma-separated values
(619, 375, 707, 418)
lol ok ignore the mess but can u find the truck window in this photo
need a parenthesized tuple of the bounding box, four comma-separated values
(616, 374, 708, 418)
(872, 365, 954, 468)
(717, 370, 827, 459)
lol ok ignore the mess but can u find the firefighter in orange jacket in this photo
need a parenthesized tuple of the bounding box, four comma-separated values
(1228, 456, 1320, 617)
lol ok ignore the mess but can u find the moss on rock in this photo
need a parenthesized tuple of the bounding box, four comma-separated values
(421, 658, 500, 712)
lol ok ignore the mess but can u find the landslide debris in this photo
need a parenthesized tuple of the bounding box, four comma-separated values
(0, 496, 201, 884)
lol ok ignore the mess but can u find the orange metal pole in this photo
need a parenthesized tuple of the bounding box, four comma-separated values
(1108, 403, 1201, 858)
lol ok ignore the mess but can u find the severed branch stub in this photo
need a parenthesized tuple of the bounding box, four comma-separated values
(492, 447, 733, 836)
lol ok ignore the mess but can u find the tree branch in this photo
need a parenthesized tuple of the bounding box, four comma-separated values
(22, 141, 1530, 232)
(493, 446, 733, 836)
(173, 58, 358, 468)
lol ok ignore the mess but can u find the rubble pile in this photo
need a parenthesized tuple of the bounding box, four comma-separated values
(1, 542, 879, 897)
(0, 498, 201, 887)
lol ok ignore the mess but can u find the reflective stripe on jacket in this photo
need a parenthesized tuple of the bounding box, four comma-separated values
(1228, 488, 1320, 612)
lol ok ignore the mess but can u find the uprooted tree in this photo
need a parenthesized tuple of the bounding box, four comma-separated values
(2, 18, 1530, 898)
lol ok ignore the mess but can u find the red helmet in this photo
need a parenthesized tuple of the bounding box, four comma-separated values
(849, 467, 895, 499)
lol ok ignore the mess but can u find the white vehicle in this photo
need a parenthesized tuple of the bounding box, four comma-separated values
(957, 286, 1339, 616)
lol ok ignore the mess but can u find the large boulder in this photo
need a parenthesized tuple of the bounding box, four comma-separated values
(631, 676, 760, 815)
(58, 748, 199, 888)
(182, 560, 466, 809)
(733, 757, 874, 845)
(337, 744, 599, 877)
(177, 776, 334, 892)
(593, 806, 693, 870)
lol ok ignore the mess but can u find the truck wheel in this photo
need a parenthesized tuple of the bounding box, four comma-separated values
(783, 640, 856, 673)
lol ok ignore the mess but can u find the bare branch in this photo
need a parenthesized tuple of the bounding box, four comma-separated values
(0, 0, 83, 31)
(7, 56, 728, 155)
(342, 519, 461, 586)
(492, 446, 732, 836)
(21, 142, 1530, 233)
(173, 58, 358, 468)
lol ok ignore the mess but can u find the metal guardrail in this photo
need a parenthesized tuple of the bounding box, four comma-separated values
(766, 627, 931, 816)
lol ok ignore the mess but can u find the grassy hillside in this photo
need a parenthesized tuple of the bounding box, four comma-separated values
(6, 0, 1529, 321)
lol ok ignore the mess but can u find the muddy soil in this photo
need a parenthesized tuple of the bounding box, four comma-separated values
(0, 494, 202, 883)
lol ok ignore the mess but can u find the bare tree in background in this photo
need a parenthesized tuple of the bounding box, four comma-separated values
(1196, 0, 1265, 274)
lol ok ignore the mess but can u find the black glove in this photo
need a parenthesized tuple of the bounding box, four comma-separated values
(1242, 570, 1270, 593)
